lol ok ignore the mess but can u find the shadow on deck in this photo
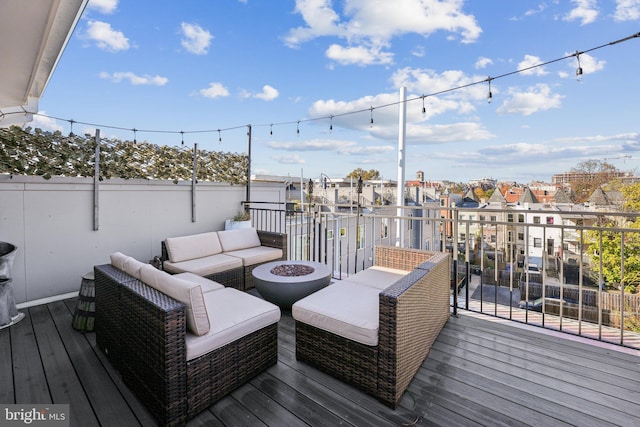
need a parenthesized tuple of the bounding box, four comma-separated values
(1, 298, 639, 426)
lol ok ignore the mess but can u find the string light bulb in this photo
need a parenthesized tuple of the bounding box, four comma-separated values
(296, 120, 300, 136)
(329, 115, 333, 133)
(132, 128, 137, 144)
(369, 106, 374, 127)
(69, 119, 75, 137)
(575, 51, 583, 82)
(421, 95, 427, 118)
(180, 131, 184, 145)
(269, 123, 273, 136)
(217, 129, 222, 143)
(487, 78, 493, 104)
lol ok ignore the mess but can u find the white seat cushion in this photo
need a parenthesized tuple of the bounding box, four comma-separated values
(110, 252, 127, 270)
(224, 246, 283, 266)
(174, 272, 224, 293)
(165, 232, 222, 263)
(162, 253, 243, 276)
(185, 288, 281, 361)
(217, 228, 261, 252)
(292, 281, 380, 346)
(344, 266, 408, 290)
(140, 265, 210, 336)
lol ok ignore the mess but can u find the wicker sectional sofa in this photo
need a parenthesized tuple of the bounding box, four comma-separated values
(161, 228, 287, 291)
(292, 246, 450, 408)
(95, 253, 281, 427)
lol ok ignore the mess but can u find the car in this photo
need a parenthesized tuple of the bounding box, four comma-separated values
(527, 263, 540, 273)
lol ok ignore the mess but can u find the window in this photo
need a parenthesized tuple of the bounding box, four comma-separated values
(490, 215, 497, 222)
(518, 214, 524, 223)
(469, 215, 476, 221)
(480, 215, 486, 221)
(440, 199, 446, 207)
(508, 231, 513, 242)
(380, 218, 389, 238)
(533, 216, 540, 224)
(534, 238, 542, 248)
(459, 233, 466, 242)
(327, 230, 334, 240)
(507, 213, 514, 222)
(357, 225, 365, 249)
(490, 235, 496, 243)
(518, 233, 524, 241)
(546, 216, 554, 225)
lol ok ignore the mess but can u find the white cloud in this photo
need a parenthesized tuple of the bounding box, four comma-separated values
(32, 113, 64, 133)
(198, 82, 230, 98)
(99, 72, 168, 86)
(254, 85, 280, 101)
(86, 20, 129, 52)
(87, 0, 118, 14)
(564, 0, 599, 25)
(180, 23, 213, 55)
(272, 154, 306, 164)
(518, 55, 548, 76)
(474, 57, 493, 69)
(496, 84, 563, 116)
(284, 0, 482, 66)
(614, 0, 640, 20)
(325, 44, 393, 66)
(561, 52, 606, 77)
(268, 138, 394, 156)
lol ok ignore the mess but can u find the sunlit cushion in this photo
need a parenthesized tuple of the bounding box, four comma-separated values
(165, 232, 222, 263)
(217, 228, 261, 252)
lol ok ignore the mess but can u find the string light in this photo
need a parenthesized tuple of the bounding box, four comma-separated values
(218, 129, 222, 142)
(1, 32, 634, 142)
(69, 119, 75, 137)
(575, 51, 583, 81)
(421, 95, 426, 117)
(132, 128, 137, 144)
(329, 115, 333, 133)
(180, 131, 184, 145)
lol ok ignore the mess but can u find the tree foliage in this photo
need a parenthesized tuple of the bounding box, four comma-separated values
(586, 183, 640, 293)
(346, 168, 380, 180)
(0, 125, 248, 184)
(569, 159, 621, 203)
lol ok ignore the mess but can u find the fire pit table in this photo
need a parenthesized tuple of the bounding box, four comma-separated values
(252, 260, 331, 309)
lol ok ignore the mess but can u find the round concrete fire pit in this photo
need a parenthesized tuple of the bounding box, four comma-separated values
(252, 260, 331, 309)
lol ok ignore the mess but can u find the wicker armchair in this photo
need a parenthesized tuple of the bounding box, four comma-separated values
(95, 264, 278, 426)
(294, 246, 450, 408)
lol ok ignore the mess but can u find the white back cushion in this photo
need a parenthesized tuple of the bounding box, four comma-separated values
(110, 252, 127, 270)
(122, 257, 146, 280)
(140, 264, 210, 336)
(165, 232, 222, 263)
(217, 228, 261, 252)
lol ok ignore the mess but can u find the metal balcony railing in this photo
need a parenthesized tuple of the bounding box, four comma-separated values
(245, 201, 640, 350)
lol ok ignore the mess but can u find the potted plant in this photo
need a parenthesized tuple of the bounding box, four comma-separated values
(225, 210, 252, 230)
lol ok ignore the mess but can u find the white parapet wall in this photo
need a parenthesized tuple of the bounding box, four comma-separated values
(0, 175, 285, 304)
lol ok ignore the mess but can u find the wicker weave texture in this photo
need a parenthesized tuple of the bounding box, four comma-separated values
(94, 264, 137, 371)
(374, 245, 434, 271)
(94, 263, 279, 426)
(378, 252, 450, 407)
(296, 322, 378, 394)
(294, 247, 450, 409)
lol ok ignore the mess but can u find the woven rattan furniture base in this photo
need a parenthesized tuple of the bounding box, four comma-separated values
(294, 246, 450, 408)
(95, 264, 278, 426)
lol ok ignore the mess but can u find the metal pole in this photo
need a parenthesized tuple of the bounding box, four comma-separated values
(93, 129, 100, 231)
(246, 125, 251, 209)
(192, 143, 197, 222)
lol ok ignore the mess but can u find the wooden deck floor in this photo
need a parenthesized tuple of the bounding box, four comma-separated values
(2, 298, 640, 427)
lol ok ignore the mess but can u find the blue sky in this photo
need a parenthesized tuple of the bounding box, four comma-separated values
(35, 0, 640, 183)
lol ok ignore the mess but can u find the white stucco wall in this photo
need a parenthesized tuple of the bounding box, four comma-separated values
(0, 175, 285, 303)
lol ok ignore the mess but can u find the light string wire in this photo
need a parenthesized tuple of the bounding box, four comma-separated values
(1, 32, 638, 139)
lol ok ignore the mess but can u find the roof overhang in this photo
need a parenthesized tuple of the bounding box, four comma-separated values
(0, 0, 88, 126)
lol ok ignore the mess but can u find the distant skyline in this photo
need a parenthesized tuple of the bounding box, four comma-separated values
(31, 0, 640, 183)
